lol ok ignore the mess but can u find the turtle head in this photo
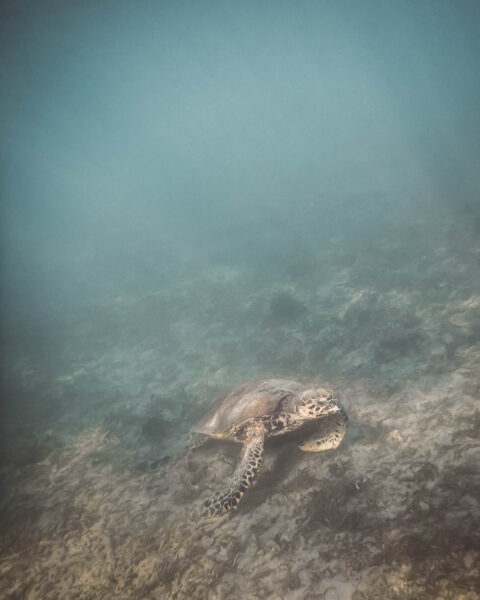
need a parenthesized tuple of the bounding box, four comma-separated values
(297, 388, 339, 419)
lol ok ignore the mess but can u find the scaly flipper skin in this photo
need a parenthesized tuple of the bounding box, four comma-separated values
(298, 404, 348, 451)
(189, 433, 209, 451)
(296, 389, 348, 451)
(202, 425, 265, 517)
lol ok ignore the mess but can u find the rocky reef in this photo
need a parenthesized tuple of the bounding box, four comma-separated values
(1, 197, 479, 599)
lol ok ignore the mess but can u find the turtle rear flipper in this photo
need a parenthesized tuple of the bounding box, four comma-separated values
(189, 433, 208, 451)
(202, 426, 265, 517)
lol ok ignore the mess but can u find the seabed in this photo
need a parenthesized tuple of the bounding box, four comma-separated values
(1, 201, 479, 599)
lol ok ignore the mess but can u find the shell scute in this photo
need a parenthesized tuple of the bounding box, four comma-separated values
(192, 379, 307, 437)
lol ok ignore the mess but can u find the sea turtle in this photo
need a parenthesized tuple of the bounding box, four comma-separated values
(191, 379, 348, 517)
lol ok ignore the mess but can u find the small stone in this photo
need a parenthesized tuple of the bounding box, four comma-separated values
(385, 573, 404, 589)
(391, 429, 403, 441)
(463, 551, 476, 570)
(449, 313, 470, 327)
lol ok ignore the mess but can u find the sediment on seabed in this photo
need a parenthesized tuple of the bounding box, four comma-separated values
(1, 202, 479, 599)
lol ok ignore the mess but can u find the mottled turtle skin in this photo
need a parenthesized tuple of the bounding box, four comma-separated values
(191, 379, 348, 517)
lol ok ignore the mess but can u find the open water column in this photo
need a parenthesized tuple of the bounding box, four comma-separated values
(1, 1, 480, 599)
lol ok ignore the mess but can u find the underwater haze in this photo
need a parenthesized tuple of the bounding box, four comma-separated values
(1, 1, 480, 598)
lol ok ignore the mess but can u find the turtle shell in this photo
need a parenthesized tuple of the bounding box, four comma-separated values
(192, 379, 307, 437)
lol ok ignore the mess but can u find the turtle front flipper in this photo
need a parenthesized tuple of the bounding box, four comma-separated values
(202, 425, 265, 517)
(298, 405, 348, 452)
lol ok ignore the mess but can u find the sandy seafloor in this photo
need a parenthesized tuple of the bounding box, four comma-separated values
(1, 200, 480, 599)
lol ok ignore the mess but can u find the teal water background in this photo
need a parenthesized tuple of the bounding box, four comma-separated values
(1, 2, 480, 599)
